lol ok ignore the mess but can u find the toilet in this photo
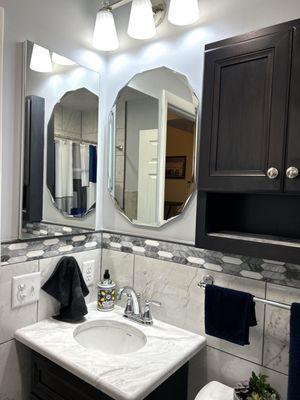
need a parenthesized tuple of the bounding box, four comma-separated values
(195, 381, 234, 400)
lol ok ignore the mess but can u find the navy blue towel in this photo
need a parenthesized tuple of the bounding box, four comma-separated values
(71, 207, 86, 216)
(287, 303, 300, 400)
(89, 145, 97, 183)
(205, 284, 257, 346)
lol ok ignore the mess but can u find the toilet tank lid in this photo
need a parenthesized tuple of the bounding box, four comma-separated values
(195, 381, 234, 400)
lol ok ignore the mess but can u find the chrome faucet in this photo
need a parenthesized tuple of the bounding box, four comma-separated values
(117, 286, 161, 325)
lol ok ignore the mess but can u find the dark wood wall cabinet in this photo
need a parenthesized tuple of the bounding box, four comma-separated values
(31, 352, 189, 400)
(196, 18, 300, 264)
(23, 95, 45, 223)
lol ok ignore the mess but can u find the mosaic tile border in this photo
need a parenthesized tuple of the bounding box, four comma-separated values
(102, 232, 300, 289)
(21, 222, 92, 239)
(1, 232, 102, 265)
(2, 229, 300, 288)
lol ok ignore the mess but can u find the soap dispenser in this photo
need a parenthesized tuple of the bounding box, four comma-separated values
(97, 269, 116, 312)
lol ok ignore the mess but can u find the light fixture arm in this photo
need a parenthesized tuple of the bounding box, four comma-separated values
(98, 0, 112, 11)
(100, 0, 165, 23)
(100, 0, 132, 10)
(101, 0, 166, 27)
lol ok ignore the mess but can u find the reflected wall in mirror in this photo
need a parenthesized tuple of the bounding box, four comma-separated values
(108, 67, 199, 227)
(21, 41, 100, 239)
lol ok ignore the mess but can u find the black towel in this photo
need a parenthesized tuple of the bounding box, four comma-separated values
(42, 256, 89, 322)
(287, 303, 300, 400)
(205, 284, 257, 346)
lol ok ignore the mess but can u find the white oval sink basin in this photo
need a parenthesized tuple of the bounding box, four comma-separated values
(74, 320, 147, 355)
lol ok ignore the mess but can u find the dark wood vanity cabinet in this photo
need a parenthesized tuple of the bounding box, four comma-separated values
(31, 352, 188, 400)
(196, 19, 300, 263)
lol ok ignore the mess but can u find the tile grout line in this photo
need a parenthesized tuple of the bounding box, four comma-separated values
(0, 338, 15, 347)
(132, 254, 136, 289)
(99, 233, 103, 281)
(207, 345, 288, 377)
(261, 282, 268, 368)
(36, 258, 40, 322)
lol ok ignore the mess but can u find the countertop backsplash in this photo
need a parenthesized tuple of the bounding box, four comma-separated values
(0, 230, 297, 400)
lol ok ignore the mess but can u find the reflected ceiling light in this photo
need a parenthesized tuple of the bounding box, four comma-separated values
(30, 44, 53, 73)
(128, 0, 156, 40)
(52, 52, 76, 66)
(93, 6, 119, 51)
(168, 0, 200, 26)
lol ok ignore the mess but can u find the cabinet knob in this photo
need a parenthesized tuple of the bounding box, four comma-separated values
(267, 167, 279, 179)
(286, 166, 299, 179)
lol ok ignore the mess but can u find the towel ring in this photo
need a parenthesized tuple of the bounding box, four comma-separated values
(197, 275, 214, 288)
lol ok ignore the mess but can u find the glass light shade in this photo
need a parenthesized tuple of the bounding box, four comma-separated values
(93, 9, 119, 51)
(52, 52, 76, 66)
(128, 0, 156, 40)
(30, 44, 53, 73)
(168, 0, 200, 26)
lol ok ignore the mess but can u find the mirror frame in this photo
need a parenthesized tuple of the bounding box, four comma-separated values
(108, 67, 199, 228)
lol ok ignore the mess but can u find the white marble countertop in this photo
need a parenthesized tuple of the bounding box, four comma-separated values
(15, 303, 206, 400)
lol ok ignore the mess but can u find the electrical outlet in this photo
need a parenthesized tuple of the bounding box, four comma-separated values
(82, 260, 95, 286)
(12, 272, 41, 309)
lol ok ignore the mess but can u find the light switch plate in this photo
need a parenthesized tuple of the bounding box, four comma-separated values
(12, 272, 41, 309)
(82, 260, 95, 286)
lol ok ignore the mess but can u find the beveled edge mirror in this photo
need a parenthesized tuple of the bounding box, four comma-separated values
(108, 67, 199, 228)
(19, 40, 100, 240)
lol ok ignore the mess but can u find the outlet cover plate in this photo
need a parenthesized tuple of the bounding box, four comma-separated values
(12, 272, 41, 309)
(82, 260, 95, 286)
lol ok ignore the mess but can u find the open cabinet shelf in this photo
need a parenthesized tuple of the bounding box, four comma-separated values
(196, 192, 300, 264)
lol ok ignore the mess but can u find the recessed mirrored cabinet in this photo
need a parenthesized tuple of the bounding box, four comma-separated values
(20, 41, 100, 239)
(108, 67, 199, 227)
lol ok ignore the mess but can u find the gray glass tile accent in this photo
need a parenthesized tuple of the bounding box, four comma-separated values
(102, 232, 300, 289)
(1, 232, 102, 265)
(3, 230, 300, 288)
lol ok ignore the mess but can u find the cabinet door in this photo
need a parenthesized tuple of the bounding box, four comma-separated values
(284, 26, 300, 192)
(199, 31, 292, 192)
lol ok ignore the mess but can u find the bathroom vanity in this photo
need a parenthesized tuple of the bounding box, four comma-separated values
(15, 304, 206, 400)
(30, 352, 189, 400)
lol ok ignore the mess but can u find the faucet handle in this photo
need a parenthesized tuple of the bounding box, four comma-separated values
(117, 287, 124, 301)
(124, 294, 133, 316)
(143, 299, 162, 325)
(145, 300, 161, 307)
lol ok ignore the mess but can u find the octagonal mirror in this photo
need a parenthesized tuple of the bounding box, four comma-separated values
(47, 88, 98, 218)
(108, 67, 199, 227)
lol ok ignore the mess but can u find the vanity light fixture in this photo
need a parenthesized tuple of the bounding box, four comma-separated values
(93, 3, 119, 51)
(92, 0, 200, 51)
(168, 0, 200, 26)
(30, 44, 53, 73)
(128, 0, 156, 40)
(52, 53, 76, 66)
